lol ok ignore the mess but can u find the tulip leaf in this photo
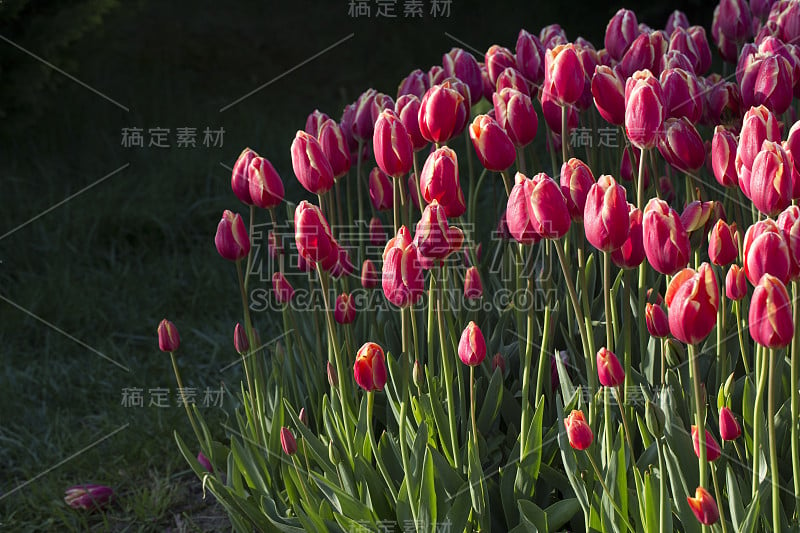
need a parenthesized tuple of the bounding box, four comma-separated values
(283, 400, 338, 479)
(467, 437, 487, 521)
(518, 499, 547, 532)
(740, 480, 769, 533)
(662, 444, 700, 533)
(726, 464, 745, 531)
(310, 469, 376, 522)
(544, 498, 580, 532)
(419, 445, 437, 533)
(377, 431, 404, 485)
(501, 459, 521, 527)
(516, 396, 544, 497)
(354, 455, 392, 519)
(477, 368, 504, 433)
(443, 489, 472, 533)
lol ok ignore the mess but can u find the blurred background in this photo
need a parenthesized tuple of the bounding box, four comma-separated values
(0, 0, 715, 529)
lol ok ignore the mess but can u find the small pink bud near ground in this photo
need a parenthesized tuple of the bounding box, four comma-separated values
(233, 323, 249, 354)
(491, 353, 506, 374)
(280, 427, 297, 455)
(334, 293, 356, 325)
(197, 451, 213, 473)
(158, 319, 180, 352)
(64, 484, 114, 511)
(564, 410, 593, 450)
(464, 266, 483, 300)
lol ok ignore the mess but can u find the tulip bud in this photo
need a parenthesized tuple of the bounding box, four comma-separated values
(496, 67, 529, 96)
(605, 8, 640, 61)
(744, 219, 791, 285)
(334, 293, 356, 325)
(370, 92, 395, 127)
(687, 486, 720, 525)
(469, 114, 516, 172)
(540, 83, 580, 136)
(584, 175, 630, 252)
(726, 265, 747, 300)
(233, 322, 249, 354)
(591, 65, 626, 126)
(317, 119, 351, 179)
(280, 427, 297, 455)
(395, 95, 427, 151)
(493, 88, 538, 147)
(418, 82, 465, 144)
(414, 201, 464, 259)
(294, 201, 338, 271)
(708, 219, 739, 265)
(741, 53, 794, 116)
(330, 247, 355, 280)
(515, 29, 546, 87)
(619, 145, 637, 183)
(666, 10, 690, 33)
(248, 156, 284, 210)
(157, 319, 180, 353)
(354, 342, 388, 392)
(528, 172, 571, 239)
(442, 48, 482, 102)
(750, 273, 794, 348)
(736, 105, 782, 197)
(361, 259, 379, 289)
(290, 131, 334, 195)
(485, 45, 517, 85)
(327, 361, 338, 388)
(564, 410, 593, 450)
(691, 425, 722, 461)
(373, 109, 413, 178)
(506, 174, 540, 245)
(491, 353, 506, 374)
(666, 264, 719, 344)
(368, 167, 394, 212)
(719, 0, 753, 42)
(750, 140, 793, 216)
(351, 89, 377, 142)
(625, 70, 666, 150)
(712, 8, 740, 63)
(271, 272, 295, 304)
(711, 126, 739, 188)
(428, 65, 446, 86)
(544, 44, 585, 105)
(619, 32, 662, 78)
(719, 406, 742, 441)
(304, 109, 329, 136)
(540, 23, 568, 48)
(419, 147, 466, 218)
(560, 158, 595, 221)
(660, 68, 704, 123)
(664, 337, 686, 366)
(464, 266, 483, 300)
(597, 347, 625, 387)
(611, 204, 645, 269)
(369, 216, 388, 246)
(383, 226, 424, 307)
(685, 26, 713, 75)
(777, 206, 800, 279)
(197, 451, 213, 473)
(458, 321, 487, 366)
(643, 198, 691, 275)
(215, 210, 251, 261)
(680, 199, 715, 234)
(397, 68, 429, 100)
(64, 484, 114, 511)
(645, 397, 666, 437)
(231, 148, 257, 205)
(658, 118, 705, 173)
(646, 302, 670, 337)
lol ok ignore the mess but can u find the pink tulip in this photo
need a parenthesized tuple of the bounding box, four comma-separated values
(749, 140, 793, 215)
(395, 94, 427, 151)
(658, 117, 706, 172)
(231, 148, 257, 205)
(646, 303, 670, 337)
(458, 321, 487, 366)
(233, 323, 249, 354)
(368, 167, 394, 212)
(515, 29, 546, 87)
(280, 427, 297, 455)
(419, 146, 465, 218)
(708, 219, 739, 266)
(248, 156, 284, 209)
(584, 175, 630, 252)
(642, 198, 690, 275)
(659, 68, 703, 123)
(334, 293, 356, 324)
(719, 407, 742, 441)
(290, 131, 334, 195)
(354, 342, 388, 392)
(596, 347, 625, 387)
(464, 266, 483, 300)
(591, 65, 626, 125)
(443, 48, 482, 103)
(666, 264, 719, 344)
(373, 109, 413, 178)
(469, 114, 516, 172)
(625, 70, 666, 150)
(711, 126, 739, 188)
(418, 81, 466, 144)
(294, 201, 338, 270)
(665, 10, 690, 33)
(305, 109, 329, 136)
(544, 44, 585, 105)
(382, 226, 424, 307)
(506, 173, 540, 245)
(611, 204, 645, 269)
(777, 205, 800, 280)
(726, 264, 747, 300)
(736, 105, 782, 197)
(750, 273, 794, 348)
(64, 484, 114, 511)
(691, 425, 722, 461)
(485, 45, 517, 85)
(605, 8, 640, 61)
(272, 272, 295, 304)
(494, 88, 538, 147)
(560, 157, 595, 221)
(619, 33, 661, 78)
(361, 259, 380, 289)
(397, 68, 428, 100)
(157, 319, 180, 352)
(496, 67, 529, 96)
(317, 119, 351, 179)
(718, 0, 753, 42)
(215, 210, 251, 261)
(740, 53, 794, 116)
(564, 410, 593, 450)
(414, 201, 464, 259)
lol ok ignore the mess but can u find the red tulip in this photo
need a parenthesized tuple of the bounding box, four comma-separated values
(368, 167, 394, 212)
(395, 95, 427, 152)
(744, 219, 791, 285)
(515, 29, 546, 87)
(370, 216, 388, 246)
(646, 303, 670, 337)
(419, 147, 466, 218)
(591, 65, 626, 125)
(564, 410, 593, 450)
(485, 45, 517, 85)
(373, 109, 413, 178)
(619, 32, 661, 78)
(643, 198, 690, 275)
(658, 117, 706, 172)
(540, 24, 568, 49)
(317, 119, 351, 179)
(687, 486, 720, 525)
(197, 451, 213, 473)
(294, 201, 338, 270)
(611, 204, 645, 269)
(777, 205, 800, 280)
(691, 425, 722, 461)
(496, 67, 529, 96)
(469, 114, 516, 172)
(736, 105, 782, 197)
(233, 323, 249, 354)
(414, 201, 464, 259)
(506, 173, 540, 245)
(625, 70, 666, 150)
(666, 264, 719, 345)
(464, 266, 483, 300)
(493, 88, 538, 147)
(708, 219, 739, 266)
(334, 293, 356, 324)
(749, 140, 793, 216)
(665, 10, 690, 33)
(584, 175, 630, 252)
(382, 226, 424, 307)
(248, 156, 284, 209)
(290, 131, 334, 195)
(605, 8, 640, 61)
(215, 210, 251, 261)
(596, 347, 625, 387)
(231, 148, 257, 205)
(528, 172, 571, 239)
(684, 26, 712, 75)
(544, 44, 585, 106)
(354, 342, 388, 392)
(443, 48, 482, 103)
(280, 427, 297, 455)
(560, 158, 595, 221)
(726, 264, 747, 300)
(419, 81, 466, 144)
(711, 126, 739, 188)
(719, 407, 742, 441)
(680, 199, 715, 234)
(458, 321, 487, 366)
(64, 484, 114, 511)
(740, 53, 794, 116)
(750, 273, 794, 348)
(706, 78, 743, 126)
(361, 259, 380, 289)
(158, 319, 180, 352)
(659, 68, 703, 123)
(272, 272, 295, 304)
(663, 50, 695, 72)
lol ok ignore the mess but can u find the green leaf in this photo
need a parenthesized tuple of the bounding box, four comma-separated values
(544, 498, 580, 532)
(740, 480, 769, 533)
(419, 446, 437, 533)
(468, 437, 486, 517)
(517, 396, 544, 497)
(310, 469, 376, 522)
(477, 368, 504, 433)
(726, 464, 745, 531)
(518, 499, 547, 532)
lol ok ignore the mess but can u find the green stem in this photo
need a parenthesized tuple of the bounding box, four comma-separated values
(437, 265, 461, 469)
(170, 352, 203, 444)
(586, 450, 634, 532)
(356, 139, 364, 229)
(470, 366, 479, 451)
(710, 462, 728, 533)
(792, 281, 800, 519)
(367, 392, 398, 504)
(689, 344, 707, 490)
(603, 252, 614, 352)
(534, 305, 552, 409)
(613, 386, 636, 455)
(768, 348, 780, 533)
(561, 104, 569, 167)
(753, 345, 767, 497)
(520, 273, 537, 459)
(656, 436, 668, 532)
(398, 398, 419, 529)
(734, 300, 751, 374)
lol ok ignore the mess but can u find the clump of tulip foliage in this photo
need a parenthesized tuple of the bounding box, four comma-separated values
(162, 2, 800, 531)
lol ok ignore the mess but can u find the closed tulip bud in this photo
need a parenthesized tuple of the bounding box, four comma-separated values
(560, 158, 595, 221)
(597, 347, 625, 387)
(485, 44, 517, 85)
(197, 451, 213, 473)
(383, 226, 424, 307)
(564, 410, 593, 450)
(680, 199, 715, 233)
(540, 84, 580, 135)
(708, 219, 739, 265)
(544, 44, 585, 105)
(272, 271, 295, 304)
(464, 266, 483, 300)
(373, 109, 413, 178)
(247, 156, 284, 209)
(707, 78, 743, 125)
(777, 206, 800, 279)
(516, 29, 546, 87)
(660, 68, 704, 122)
(712, 126, 739, 188)
(539, 23, 568, 48)
(428, 65, 446, 86)
(354, 342, 388, 392)
(750, 0, 776, 19)
(605, 8, 639, 61)
(458, 321, 486, 366)
(280, 427, 297, 455)
(666, 264, 719, 344)
(719, 406, 742, 440)
(414, 201, 464, 259)
(290, 131, 334, 195)
(591, 65, 626, 125)
(612, 204, 645, 269)
(663, 50, 695, 72)
(334, 293, 356, 324)
(442, 48, 482, 102)
(619, 33, 660, 78)
(351, 89, 377, 142)
(750, 140, 793, 216)
(64, 484, 114, 511)
(469, 114, 516, 172)
(368, 167, 393, 212)
(157, 319, 180, 352)
(625, 70, 666, 150)
(370, 92, 395, 126)
(727, 265, 748, 300)
(645, 397, 666, 438)
(643, 198, 690, 275)
(418, 81, 465, 144)
(687, 486, 720, 525)
(584, 175, 630, 252)
(395, 95, 427, 151)
(304, 109, 329, 136)
(740, 54, 794, 116)
(369, 216, 388, 246)
(506, 173, 540, 245)
(233, 322, 249, 354)
(494, 88, 538, 147)
(397, 68, 429, 100)
(294, 201, 337, 269)
(215, 210, 251, 261)
(327, 361, 338, 388)
(317, 119, 351, 179)
(646, 302, 670, 337)
(298, 407, 308, 426)
(361, 259, 380, 289)
(495, 66, 528, 96)
(664, 337, 686, 366)
(750, 273, 794, 347)
(666, 10, 690, 33)
(744, 219, 791, 285)
(231, 148, 257, 205)
(776, 1, 800, 44)
(712, 8, 741, 63)
(658, 176, 675, 204)
(658, 117, 706, 172)
(527, 172, 571, 239)
(691, 425, 722, 461)
(719, 0, 753, 42)
(686, 26, 712, 75)
(419, 147, 466, 218)
(736, 105, 782, 196)
(787, 120, 800, 186)
(619, 145, 637, 183)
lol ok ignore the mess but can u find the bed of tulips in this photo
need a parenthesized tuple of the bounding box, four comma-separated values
(158, 1, 800, 531)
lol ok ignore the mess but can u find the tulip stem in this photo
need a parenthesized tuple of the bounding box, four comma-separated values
(169, 352, 203, 445)
(470, 366, 479, 452)
(399, 397, 419, 529)
(586, 449, 634, 532)
(356, 139, 365, 229)
(367, 391, 398, 504)
(768, 348, 780, 533)
(688, 343, 707, 490)
(613, 386, 635, 455)
(533, 304, 552, 412)
(710, 462, 728, 533)
(437, 265, 461, 469)
(656, 436, 668, 532)
(500, 170, 512, 197)
(752, 345, 767, 497)
(393, 177, 401, 234)
(244, 205, 255, 290)
(520, 273, 538, 462)
(561, 105, 569, 167)
(791, 281, 800, 518)
(734, 300, 751, 374)
(603, 252, 614, 352)
(236, 259, 260, 440)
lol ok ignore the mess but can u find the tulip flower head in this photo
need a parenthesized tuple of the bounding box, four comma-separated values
(469, 114, 516, 172)
(413, 201, 464, 260)
(719, 406, 742, 441)
(290, 131, 334, 195)
(334, 293, 356, 324)
(458, 321, 487, 366)
(691, 425, 722, 461)
(215, 210, 251, 262)
(749, 273, 794, 348)
(248, 156, 284, 209)
(373, 109, 413, 177)
(382, 226, 424, 307)
(642, 198, 691, 275)
(645, 302, 670, 337)
(158, 319, 180, 353)
(354, 342, 388, 392)
(625, 70, 666, 150)
(464, 266, 483, 300)
(687, 486, 720, 525)
(64, 484, 114, 511)
(596, 347, 625, 387)
(666, 264, 719, 345)
(726, 264, 747, 300)
(560, 157, 595, 221)
(280, 427, 297, 455)
(583, 175, 630, 252)
(564, 410, 593, 450)
(231, 148, 258, 205)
